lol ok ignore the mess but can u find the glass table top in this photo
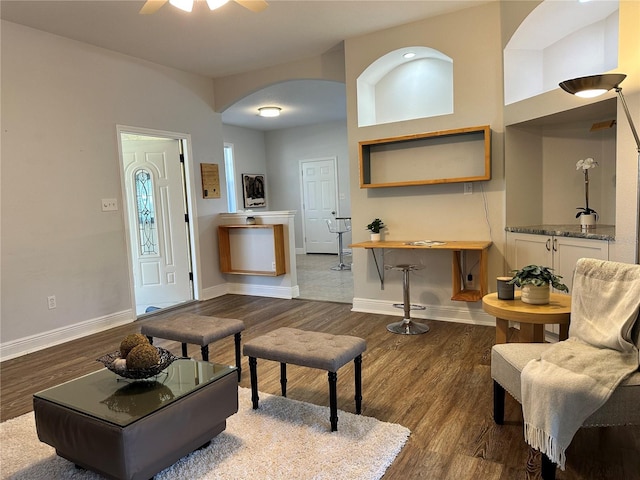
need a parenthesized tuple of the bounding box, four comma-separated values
(34, 359, 236, 427)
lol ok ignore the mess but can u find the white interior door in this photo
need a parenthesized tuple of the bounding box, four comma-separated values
(300, 158, 338, 254)
(121, 136, 193, 314)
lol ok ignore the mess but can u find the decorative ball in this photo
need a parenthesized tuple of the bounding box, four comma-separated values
(112, 358, 127, 371)
(120, 334, 149, 358)
(126, 344, 160, 370)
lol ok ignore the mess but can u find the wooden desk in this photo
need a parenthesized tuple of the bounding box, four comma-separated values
(482, 292, 571, 344)
(350, 240, 492, 302)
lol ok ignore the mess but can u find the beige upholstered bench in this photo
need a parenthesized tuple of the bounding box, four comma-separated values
(141, 313, 245, 381)
(243, 327, 367, 431)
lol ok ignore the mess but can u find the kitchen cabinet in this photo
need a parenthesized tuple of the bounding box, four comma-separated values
(507, 232, 609, 293)
(506, 231, 609, 337)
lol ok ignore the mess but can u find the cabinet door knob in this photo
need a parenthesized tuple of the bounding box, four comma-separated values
(553, 238, 558, 252)
(546, 239, 551, 251)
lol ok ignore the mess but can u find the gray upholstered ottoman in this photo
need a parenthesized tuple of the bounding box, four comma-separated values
(141, 313, 245, 381)
(243, 327, 367, 431)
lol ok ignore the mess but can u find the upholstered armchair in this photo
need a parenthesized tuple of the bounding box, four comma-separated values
(491, 258, 640, 480)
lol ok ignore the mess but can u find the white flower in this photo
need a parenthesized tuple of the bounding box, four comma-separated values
(576, 157, 598, 170)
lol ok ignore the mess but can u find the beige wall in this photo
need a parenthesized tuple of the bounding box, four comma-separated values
(503, 0, 640, 262)
(2, 1, 638, 358)
(345, 2, 505, 322)
(1, 21, 227, 355)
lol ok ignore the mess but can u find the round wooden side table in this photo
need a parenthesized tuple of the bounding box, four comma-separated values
(482, 292, 571, 344)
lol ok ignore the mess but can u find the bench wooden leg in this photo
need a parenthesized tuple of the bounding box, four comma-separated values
(354, 354, 362, 414)
(280, 363, 287, 397)
(201, 344, 209, 362)
(234, 332, 242, 381)
(249, 356, 259, 409)
(493, 380, 505, 425)
(328, 371, 338, 432)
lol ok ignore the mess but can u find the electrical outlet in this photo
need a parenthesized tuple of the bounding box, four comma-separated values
(101, 198, 118, 211)
(272, 262, 276, 270)
(47, 295, 57, 309)
(467, 274, 475, 289)
(464, 182, 473, 195)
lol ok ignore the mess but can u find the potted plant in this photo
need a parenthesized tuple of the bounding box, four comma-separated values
(576, 157, 598, 229)
(366, 218, 385, 242)
(508, 264, 568, 305)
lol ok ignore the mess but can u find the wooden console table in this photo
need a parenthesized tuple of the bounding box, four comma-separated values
(350, 240, 492, 302)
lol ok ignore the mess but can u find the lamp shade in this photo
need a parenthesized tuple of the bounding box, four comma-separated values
(258, 107, 281, 117)
(559, 73, 627, 98)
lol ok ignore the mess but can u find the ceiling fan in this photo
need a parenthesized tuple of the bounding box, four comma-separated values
(140, 0, 268, 14)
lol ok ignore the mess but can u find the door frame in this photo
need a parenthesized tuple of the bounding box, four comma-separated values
(116, 125, 201, 318)
(299, 156, 339, 253)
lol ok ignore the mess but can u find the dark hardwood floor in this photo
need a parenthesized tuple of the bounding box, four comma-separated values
(1, 295, 638, 479)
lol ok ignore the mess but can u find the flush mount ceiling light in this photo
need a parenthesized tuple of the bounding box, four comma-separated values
(258, 106, 281, 118)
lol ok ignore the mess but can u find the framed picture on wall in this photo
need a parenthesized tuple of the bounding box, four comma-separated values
(242, 173, 266, 208)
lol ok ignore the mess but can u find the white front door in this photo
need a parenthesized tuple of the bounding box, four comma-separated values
(121, 136, 193, 314)
(300, 158, 338, 254)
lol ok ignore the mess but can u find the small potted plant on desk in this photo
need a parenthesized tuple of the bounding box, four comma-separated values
(508, 264, 568, 305)
(366, 218, 385, 242)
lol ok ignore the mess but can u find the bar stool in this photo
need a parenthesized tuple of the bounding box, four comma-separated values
(326, 217, 351, 271)
(386, 264, 429, 335)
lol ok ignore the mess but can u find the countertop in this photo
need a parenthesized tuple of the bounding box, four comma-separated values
(505, 224, 615, 241)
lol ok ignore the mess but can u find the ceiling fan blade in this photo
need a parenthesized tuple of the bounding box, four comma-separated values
(139, 0, 169, 14)
(234, 0, 268, 13)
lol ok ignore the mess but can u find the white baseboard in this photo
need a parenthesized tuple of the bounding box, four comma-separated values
(201, 283, 231, 301)
(0, 310, 133, 362)
(202, 282, 299, 300)
(351, 298, 495, 326)
(226, 283, 298, 299)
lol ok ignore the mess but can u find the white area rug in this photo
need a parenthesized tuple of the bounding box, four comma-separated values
(1, 387, 409, 479)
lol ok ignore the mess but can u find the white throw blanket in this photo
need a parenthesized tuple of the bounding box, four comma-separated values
(521, 258, 640, 470)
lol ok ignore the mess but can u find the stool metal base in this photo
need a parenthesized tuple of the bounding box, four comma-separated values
(330, 263, 351, 271)
(387, 318, 430, 335)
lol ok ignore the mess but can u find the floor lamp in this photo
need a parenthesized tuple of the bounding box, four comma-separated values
(559, 73, 640, 263)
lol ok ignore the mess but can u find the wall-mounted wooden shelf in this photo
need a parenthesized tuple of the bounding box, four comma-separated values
(359, 125, 491, 188)
(218, 224, 286, 276)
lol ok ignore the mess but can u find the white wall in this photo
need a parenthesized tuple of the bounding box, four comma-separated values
(1, 21, 227, 358)
(221, 124, 268, 211)
(541, 122, 616, 225)
(222, 120, 349, 251)
(265, 120, 350, 250)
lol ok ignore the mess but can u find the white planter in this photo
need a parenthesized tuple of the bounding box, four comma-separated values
(579, 213, 596, 230)
(521, 284, 550, 305)
(370, 233, 381, 242)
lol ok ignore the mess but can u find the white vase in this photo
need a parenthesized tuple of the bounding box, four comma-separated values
(370, 233, 381, 242)
(579, 213, 596, 230)
(521, 284, 550, 305)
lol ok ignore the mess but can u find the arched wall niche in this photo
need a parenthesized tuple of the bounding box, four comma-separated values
(357, 46, 453, 127)
(504, 0, 619, 105)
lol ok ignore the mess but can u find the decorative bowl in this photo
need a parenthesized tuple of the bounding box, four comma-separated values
(97, 347, 178, 380)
